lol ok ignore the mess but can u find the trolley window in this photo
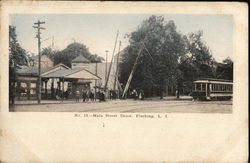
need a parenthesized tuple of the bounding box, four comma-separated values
(222, 85, 225, 91)
(196, 83, 201, 91)
(201, 83, 206, 91)
(215, 84, 218, 91)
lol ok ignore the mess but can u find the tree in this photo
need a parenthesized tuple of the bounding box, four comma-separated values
(186, 31, 215, 78)
(9, 26, 28, 68)
(88, 54, 105, 63)
(9, 25, 28, 106)
(216, 57, 233, 80)
(175, 31, 215, 98)
(53, 42, 104, 67)
(120, 15, 186, 98)
(120, 16, 218, 99)
(41, 47, 58, 61)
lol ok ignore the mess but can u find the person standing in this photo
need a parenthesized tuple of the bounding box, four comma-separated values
(139, 89, 145, 100)
(141, 90, 145, 100)
(99, 91, 103, 102)
(132, 89, 138, 100)
(131, 90, 134, 99)
(139, 90, 142, 100)
(90, 90, 94, 101)
(86, 90, 90, 102)
(75, 90, 80, 102)
(101, 91, 106, 102)
(110, 89, 113, 100)
(82, 91, 87, 102)
(97, 90, 101, 102)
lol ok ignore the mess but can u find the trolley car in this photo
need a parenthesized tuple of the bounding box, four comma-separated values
(191, 78, 233, 100)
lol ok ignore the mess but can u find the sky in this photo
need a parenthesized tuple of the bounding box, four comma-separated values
(10, 14, 233, 62)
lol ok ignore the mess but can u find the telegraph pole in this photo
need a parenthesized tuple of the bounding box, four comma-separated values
(122, 43, 144, 99)
(113, 41, 121, 90)
(33, 20, 45, 104)
(105, 50, 109, 82)
(95, 60, 98, 101)
(52, 36, 54, 49)
(104, 30, 119, 92)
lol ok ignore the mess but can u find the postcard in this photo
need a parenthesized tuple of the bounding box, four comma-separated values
(0, 1, 248, 162)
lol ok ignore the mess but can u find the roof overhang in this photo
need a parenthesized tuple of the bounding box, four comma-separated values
(41, 68, 101, 80)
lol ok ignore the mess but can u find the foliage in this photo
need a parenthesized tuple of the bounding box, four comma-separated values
(41, 47, 58, 61)
(9, 26, 28, 69)
(216, 57, 233, 80)
(175, 31, 217, 96)
(188, 31, 213, 64)
(49, 42, 104, 67)
(120, 15, 187, 97)
(184, 31, 215, 79)
(119, 15, 232, 98)
(9, 25, 28, 104)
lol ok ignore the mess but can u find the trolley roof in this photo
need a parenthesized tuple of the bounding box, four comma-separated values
(193, 78, 233, 84)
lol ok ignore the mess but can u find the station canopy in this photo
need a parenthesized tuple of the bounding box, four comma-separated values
(17, 63, 70, 77)
(41, 67, 101, 80)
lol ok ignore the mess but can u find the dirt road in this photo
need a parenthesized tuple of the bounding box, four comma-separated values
(13, 99, 232, 113)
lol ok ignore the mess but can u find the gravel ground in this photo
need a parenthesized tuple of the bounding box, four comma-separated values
(12, 98, 232, 113)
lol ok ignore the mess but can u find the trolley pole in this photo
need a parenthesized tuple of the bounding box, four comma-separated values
(33, 20, 45, 104)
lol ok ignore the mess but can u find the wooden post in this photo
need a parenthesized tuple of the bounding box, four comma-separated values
(27, 82, 31, 100)
(58, 79, 61, 97)
(205, 83, 207, 97)
(114, 41, 121, 91)
(105, 50, 108, 82)
(122, 43, 144, 99)
(62, 78, 64, 102)
(33, 20, 45, 104)
(45, 79, 48, 99)
(17, 82, 21, 100)
(95, 62, 97, 101)
(51, 78, 54, 98)
(104, 30, 119, 92)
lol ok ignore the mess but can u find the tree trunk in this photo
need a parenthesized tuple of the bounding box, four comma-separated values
(10, 81, 15, 111)
(177, 87, 180, 99)
(160, 86, 163, 99)
(176, 81, 181, 99)
(160, 91, 163, 99)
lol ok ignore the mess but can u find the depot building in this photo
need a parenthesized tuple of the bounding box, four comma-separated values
(14, 55, 119, 100)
